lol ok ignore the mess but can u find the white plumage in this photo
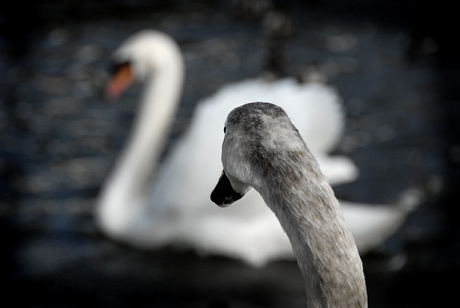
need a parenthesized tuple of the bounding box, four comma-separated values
(97, 30, 418, 266)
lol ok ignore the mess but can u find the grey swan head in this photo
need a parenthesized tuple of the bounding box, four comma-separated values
(211, 102, 367, 307)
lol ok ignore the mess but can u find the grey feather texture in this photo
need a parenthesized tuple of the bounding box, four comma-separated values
(212, 102, 367, 307)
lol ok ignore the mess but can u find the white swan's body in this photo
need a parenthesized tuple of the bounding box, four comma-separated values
(97, 30, 418, 266)
(211, 102, 367, 307)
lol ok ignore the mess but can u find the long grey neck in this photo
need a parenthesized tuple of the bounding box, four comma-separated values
(254, 149, 367, 308)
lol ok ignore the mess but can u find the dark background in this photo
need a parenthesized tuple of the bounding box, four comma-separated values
(1, 0, 459, 307)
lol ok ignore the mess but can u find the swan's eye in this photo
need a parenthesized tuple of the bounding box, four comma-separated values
(223, 126, 227, 134)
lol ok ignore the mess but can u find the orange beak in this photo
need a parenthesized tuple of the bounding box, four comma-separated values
(105, 63, 135, 100)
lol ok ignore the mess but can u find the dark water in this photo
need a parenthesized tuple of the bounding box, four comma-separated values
(1, 1, 459, 307)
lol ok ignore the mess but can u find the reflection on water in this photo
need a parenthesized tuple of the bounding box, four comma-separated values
(1, 1, 459, 307)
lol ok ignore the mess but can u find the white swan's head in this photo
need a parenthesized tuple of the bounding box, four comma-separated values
(106, 30, 183, 99)
(211, 102, 307, 206)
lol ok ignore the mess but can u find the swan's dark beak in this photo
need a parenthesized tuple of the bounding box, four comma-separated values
(211, 171, 244, 207)
(106, 62, 134, 100)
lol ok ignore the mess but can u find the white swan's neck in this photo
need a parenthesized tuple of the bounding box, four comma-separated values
(255, 151, 367, 307)
(97, 55, 184, 236)
(127, 64, 184, 187)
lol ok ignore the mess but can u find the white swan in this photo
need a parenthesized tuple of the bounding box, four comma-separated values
(211, 102, 367, 307)
(97, 30, 418, 266)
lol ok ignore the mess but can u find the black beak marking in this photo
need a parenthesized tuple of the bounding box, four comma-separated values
(210, 171, 244, 207)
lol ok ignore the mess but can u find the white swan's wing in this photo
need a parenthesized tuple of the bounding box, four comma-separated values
(152, 78, 351, 212)
(341, 201, 408, 253)
(316, 155, 359, 186)
(148, 78, 362, 265)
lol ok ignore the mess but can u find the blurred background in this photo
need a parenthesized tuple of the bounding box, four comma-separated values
(1, 0, 459, 307)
